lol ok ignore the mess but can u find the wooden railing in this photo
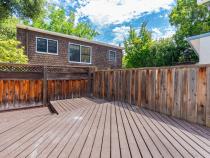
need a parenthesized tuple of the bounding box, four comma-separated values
(0, 63, 94, 111)
(93, 65, 210, 127)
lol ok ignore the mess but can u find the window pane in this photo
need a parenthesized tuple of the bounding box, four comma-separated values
(37, 38, 47, 52)
(69, 44, 80, 62)
(48, 40, 58, 54)
(81, 46, 91, 63)
(109, 51, 116, 61)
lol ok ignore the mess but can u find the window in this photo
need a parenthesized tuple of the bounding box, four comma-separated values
(36, 37, 58, 54)
(48, 39, 58, 54)
(69, 44, 91, 64)
(69, 44, 80, 62)
(81, 46, 91, 63)
(37, 38, 47, 52)
(109, 50, 116, 61)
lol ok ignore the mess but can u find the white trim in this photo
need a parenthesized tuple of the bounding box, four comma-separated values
(109, 50, 117, 62)
(68, 43, 92, 64)
(17, 24, 124, 50)
(36, 37, 58, 55)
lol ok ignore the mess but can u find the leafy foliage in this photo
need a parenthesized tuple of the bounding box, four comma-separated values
(0, 39, 28, 64)
(124, 23, 154, 68)
(24, 6, 99, 40)
(0, 4, 98, 64)
(123, 23, 177, 68)
(124, 0, 209, 68)
(0, 0, 45, 21)
(0, 17, 19, 40)
(169, 0, 209, 61)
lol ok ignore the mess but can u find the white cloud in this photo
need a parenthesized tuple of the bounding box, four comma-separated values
(159, 13, 169, 19)
(76, 0, 175, 26)
(152, 26, 176, 39)
(112, 25, 176, 45)
(112, 26, 130, 44)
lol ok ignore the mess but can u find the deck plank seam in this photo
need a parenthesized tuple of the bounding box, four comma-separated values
(67, 100, 101, 158)
(56, 101, 97, 157)
(121, 102, 143, 158)
(35, 108, 88, 158)
(117, 101, 133, 158)
(153, 110, 206, 157)
(123, 102, 153, 158)
(130, 105, 163, 157)
(76, 103, 104, 158)
(17, 112, 74, 158)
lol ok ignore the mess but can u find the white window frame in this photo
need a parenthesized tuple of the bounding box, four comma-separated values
(109, 50, 117, 62)
(68, 43, 92, 64)
(36, 37, 58, 55)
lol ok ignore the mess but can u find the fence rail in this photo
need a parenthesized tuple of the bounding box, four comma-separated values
(0, 63, 94, 111)
(2, 63, 210, 127)
(93, 66, 210, 127)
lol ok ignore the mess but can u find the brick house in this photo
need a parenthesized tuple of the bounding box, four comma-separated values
(16, 24, 123, 69)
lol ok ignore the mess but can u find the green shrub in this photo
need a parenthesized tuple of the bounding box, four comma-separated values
(0, 39, 28, 64)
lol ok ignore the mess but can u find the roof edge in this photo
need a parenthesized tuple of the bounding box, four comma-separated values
(17, 24, 124, 50)
(186, 32, 210, 41)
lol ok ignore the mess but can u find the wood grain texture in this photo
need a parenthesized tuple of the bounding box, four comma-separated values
(93, 66, 210, 127)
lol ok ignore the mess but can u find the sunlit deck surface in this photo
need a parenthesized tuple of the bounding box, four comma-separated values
(0, 98, 210, 158)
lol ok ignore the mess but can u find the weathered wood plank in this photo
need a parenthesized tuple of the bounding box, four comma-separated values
(206, 67, 210, 127)
(196, 67, 207, 125)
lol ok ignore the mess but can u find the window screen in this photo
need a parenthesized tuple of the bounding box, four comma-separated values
(48, 40, 58, 54)
(37, 38, 47, 52)
(69, 44, 80, 62)
(81, 46, 91, 63)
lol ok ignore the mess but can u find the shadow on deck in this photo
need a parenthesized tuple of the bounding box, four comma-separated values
(0, 97, 210, 158)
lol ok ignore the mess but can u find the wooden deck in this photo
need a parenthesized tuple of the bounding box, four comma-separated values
(0, 98, 210, 158)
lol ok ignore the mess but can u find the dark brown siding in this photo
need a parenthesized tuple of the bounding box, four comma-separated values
(17, 28, 122, 69)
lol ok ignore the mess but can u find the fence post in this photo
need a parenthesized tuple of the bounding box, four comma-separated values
(87, 67, 96, 97)
(43, 65, 48, 105)
(87, 67, 92, 97)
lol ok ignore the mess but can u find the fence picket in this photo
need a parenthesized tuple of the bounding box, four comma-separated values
(92, 66, 210, 127)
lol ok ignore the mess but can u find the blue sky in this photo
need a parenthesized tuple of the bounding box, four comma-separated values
(52, 0, 176, 46)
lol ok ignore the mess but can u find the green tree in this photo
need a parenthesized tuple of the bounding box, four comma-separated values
(24, 6, 99, 40)
(151, 38, 177, 66)
(0, 17, 28, 64)
(123, 23, 155, 68)
(0, 0, 45, 21)
(0, 17, 19, 40)
(169, 0, 210, 62)
(123, 25, 178, 68)
(0, 39, 28, 63)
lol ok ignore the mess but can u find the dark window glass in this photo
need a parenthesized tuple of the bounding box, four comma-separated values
(81, 46, 91, 63)
(48, 40, 58, 54)
(69, 44, 80, 62)
(37, 38, 47, 52)
(109, 51, 116, 61)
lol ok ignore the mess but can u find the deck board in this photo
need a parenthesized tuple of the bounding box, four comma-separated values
(0, 97, 210, 158)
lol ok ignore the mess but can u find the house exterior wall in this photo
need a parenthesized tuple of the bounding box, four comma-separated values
(199, 36, 210, 64)
(17, 28, 122, 69)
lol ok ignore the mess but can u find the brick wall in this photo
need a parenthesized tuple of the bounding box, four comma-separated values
(17, 28, 122, 69)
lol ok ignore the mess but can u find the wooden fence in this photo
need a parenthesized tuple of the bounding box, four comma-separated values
(0, 63, 93, 111)
(93, 65, 210, 127)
